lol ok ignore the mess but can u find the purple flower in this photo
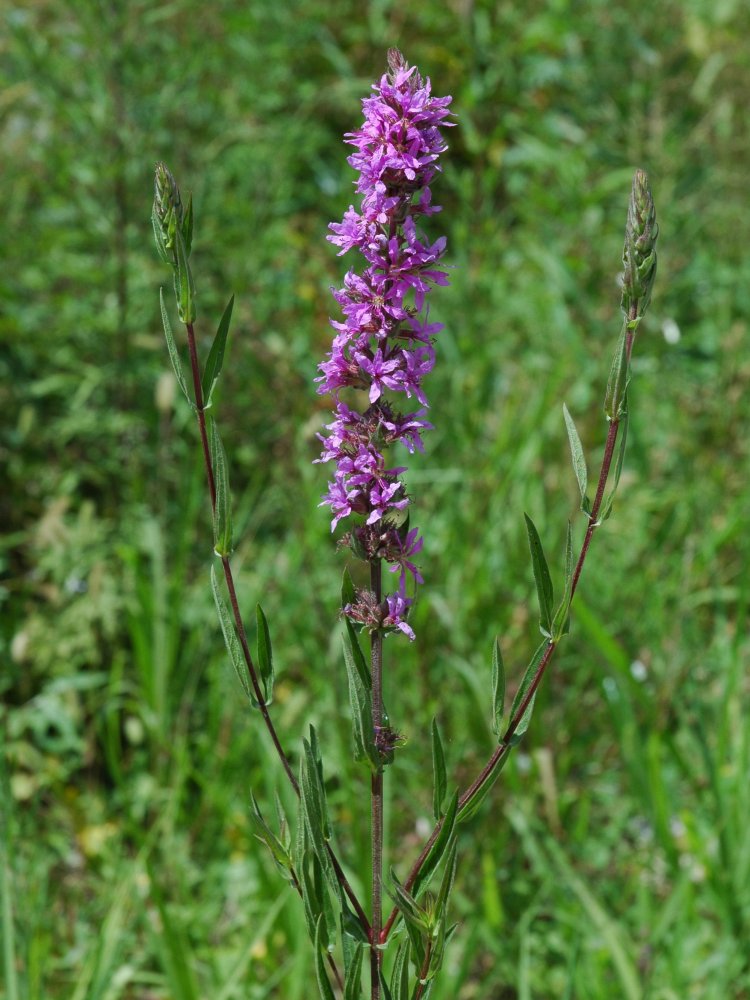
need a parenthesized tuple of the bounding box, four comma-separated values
(316, 49, 452, 637)
(383, 590, 415, 641)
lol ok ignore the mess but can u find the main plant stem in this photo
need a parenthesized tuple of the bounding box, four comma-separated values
(184, 322, 370, 940)
(382, 316, 638, 942)
(370, 559, 384, 999)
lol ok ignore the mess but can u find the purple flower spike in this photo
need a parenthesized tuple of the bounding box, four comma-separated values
(316, 49, 452, 638)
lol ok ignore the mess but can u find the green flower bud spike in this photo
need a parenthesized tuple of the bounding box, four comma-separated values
(152, 161, 184, 265)
(152, 161, 196, 324)
(607, 169, 658, 422)
(621, 168, 658, 328)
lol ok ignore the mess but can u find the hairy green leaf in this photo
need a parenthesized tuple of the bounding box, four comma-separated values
(434, 838, 458, 921)
(210, 565, 253, 704)
(314, 917, 336, 1000)
(413, 789, 458, 900)
(509, 640, 550, 745)
(341, 566, 356, 608)
(563, 403, 589, 512)
(209, 417, 233, 556)
(159, 288, 191, 403)
(604, 326, 630, 423)
(248, 792, 294, 881)
(343, 631, 378, 771)
(389, 872, 430, 934)
(300, 729, 341, 903)
(524, 514, 554, 636)
(601, 412, 629, 522)
(202, 295, 234, 408)
(344, 619, 371, 691)
(341, 903, 369, 946)
(301, 728, 331, 847)
(552, 522, 574, 641)
(343, 943, 364, 1000)
(390, 941, 411, 1000)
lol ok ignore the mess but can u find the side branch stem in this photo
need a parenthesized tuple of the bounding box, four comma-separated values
(381, 311, 637, 941)
(184, 321, 370, 938)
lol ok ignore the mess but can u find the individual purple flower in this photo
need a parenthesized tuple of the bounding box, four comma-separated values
(386, 527, 425, 588)
(343, 586, 416, 642)
(316, 49, 452, 637)
(383, 590, 416, 641)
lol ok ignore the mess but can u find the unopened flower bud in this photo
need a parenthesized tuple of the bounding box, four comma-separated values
(152, 161, 183, 264)
(620, 169, 658, 324)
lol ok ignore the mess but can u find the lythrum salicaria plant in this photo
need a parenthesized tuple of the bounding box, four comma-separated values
(152, 49, 657, 1000)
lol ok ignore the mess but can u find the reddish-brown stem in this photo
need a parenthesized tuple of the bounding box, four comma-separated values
(370, 559, 384, 1000)
(413, 939, 433, 1000)
(382, 311, 638, 942)
(184, 321, 370, 939)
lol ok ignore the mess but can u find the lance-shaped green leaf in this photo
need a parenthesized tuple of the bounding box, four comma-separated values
(413, 789, 458, 900)
(182, 192, 194, 257)
(491, 636, 506, 737)
(159, 289, 191, 404)
(600, 412, 629, 522)
(562, 404, 590, 513)
(343, 943, 364, 1000)
(509, 640, 550, 746)
(604, 326, 630, 423)
(314, 916, 336, 1000)
(551, 522, 574, 642)
(344, 619, 371, 691)
(299, 845, 335, 952)
(340, 910, 364, 995)
(343, 630, 379, 771)
(300, 729, 342, 902)
(457, 749, 511, 823)
(301, 727, 332, 846)
(255, 604, 274, 705)
(524, 514, 554, 636)
(434, 838, 458, 923)
(248, 792, 294, 882)
(431, 718, 447, 820)
(388, 872, 430, 966)
(209, 417, 233, 556)
(390, 941, 411, 1000)
(173, 227, 196, 324)
(341, 566, 357, 608)
(210, 565, 254, 704)
(202, 295, 234, 408)
(341, 903, 369, 946)
(427, 920, 459, 986)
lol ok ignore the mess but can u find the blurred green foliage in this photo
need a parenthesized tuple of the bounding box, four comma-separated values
(2, 0, 749, 996)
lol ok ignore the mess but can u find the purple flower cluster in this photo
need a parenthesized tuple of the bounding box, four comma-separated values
(316, 50, 452, 639)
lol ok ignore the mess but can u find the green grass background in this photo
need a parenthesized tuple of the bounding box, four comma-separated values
(2, 0, 749, 997)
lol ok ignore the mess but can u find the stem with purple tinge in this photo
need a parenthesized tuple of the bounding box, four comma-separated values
(184, 321, 371, 941)
(413, 940, 433, 1000)
(382, 308, 638, 942)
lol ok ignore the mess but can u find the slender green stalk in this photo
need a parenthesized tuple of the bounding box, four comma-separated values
(370, 558, 384, 999)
